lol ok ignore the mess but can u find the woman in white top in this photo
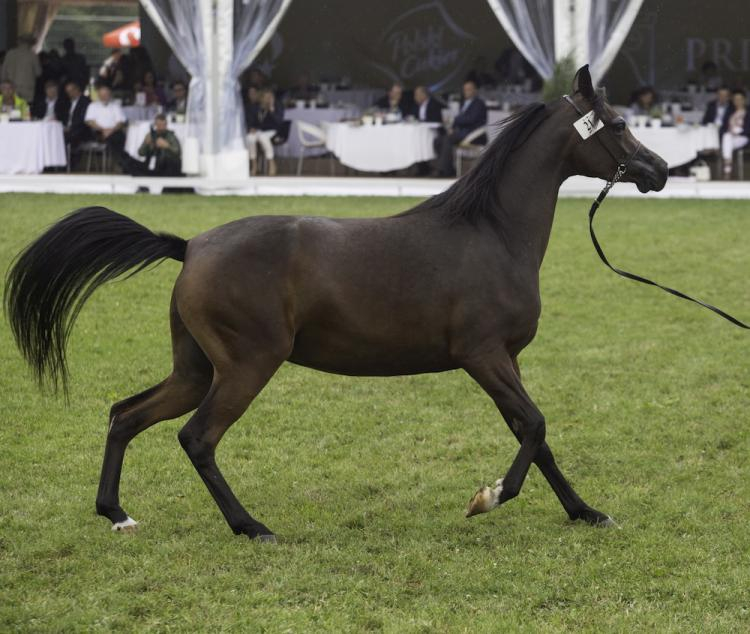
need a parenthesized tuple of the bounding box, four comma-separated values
(722, 90, 750, 178)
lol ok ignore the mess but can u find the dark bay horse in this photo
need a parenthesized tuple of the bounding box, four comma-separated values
(5, 66, 667, 542)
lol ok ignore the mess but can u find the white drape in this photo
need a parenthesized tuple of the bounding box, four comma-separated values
(486, 0, 555, 80)
(218, 0, 293, 152)
(138, 0, 206, 152)
(588, 0, 644, 82)
(487, 0, 643, 83)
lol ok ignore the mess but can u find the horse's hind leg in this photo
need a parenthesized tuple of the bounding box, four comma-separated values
(96, 298, 212, 530)
(176, 350, 285, 542)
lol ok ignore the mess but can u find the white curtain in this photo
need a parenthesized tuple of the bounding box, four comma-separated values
(588, 0, 644, 82)
(486, 0, 555, 80)
(487, 0, 643, 84)
(139, 0, 206, 151)
(218, 0, 292, 152)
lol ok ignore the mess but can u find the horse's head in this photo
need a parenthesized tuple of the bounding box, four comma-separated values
(564, 65, 668, 193)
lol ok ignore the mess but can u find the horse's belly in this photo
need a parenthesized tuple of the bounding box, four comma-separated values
(287, 327, 456, 376)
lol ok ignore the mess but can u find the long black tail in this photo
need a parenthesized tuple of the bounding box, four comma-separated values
(4, 206, 187, 393)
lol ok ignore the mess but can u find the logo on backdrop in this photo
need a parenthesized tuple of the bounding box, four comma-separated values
(369, 1, 476, 92)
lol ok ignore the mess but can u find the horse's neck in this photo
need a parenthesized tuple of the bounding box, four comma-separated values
(493, 133, 571, 269)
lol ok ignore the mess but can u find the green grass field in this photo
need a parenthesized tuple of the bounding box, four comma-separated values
(1, 193, 749, 633)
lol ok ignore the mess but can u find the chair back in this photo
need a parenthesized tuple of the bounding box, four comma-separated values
(459, 126, 488, 148)
(297, 121, 326, 147)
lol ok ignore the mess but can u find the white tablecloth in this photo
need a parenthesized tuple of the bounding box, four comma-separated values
(0, 121, 66, 174)
(276, 107, 355, 158)
(125, 121, 189, 159)
(631, 125, 719, 167)
(324, 121, 438, 172)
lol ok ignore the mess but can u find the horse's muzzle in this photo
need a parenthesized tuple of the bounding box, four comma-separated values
(630, 147, 668, 193)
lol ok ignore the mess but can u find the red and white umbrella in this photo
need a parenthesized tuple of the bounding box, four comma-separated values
(102, 20, 141, 48)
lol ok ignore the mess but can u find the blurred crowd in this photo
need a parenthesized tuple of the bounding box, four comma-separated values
(2, 33, 748, 179)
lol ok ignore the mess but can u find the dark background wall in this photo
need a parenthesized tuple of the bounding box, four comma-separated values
(4, 0, 749, 104)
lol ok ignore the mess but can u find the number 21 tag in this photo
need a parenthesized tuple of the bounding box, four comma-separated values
(573, 110, 605, 140)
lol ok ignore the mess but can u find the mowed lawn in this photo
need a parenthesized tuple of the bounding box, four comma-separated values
(1, 192, 749, 633)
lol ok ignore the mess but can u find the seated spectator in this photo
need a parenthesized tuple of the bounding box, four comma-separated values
(166, 80, 188, 115)
(630, 86, 661, 118)
(375, 82, 410, 117)
(0, 79, 29, 118)
(245, 88, 284, 176)
(434, 79, 487, 177)
(122, 113, 182, 176)
(61, 38, 88, 90)
(414, 86, 445, 176)
(63, 79, 91, 151)
(32, 79, 68, 121)
(246, 85, 261, 108)
(702, 86, 734, 136)
(414, 86, 444, 123)
(1, 33, 40, 102)
(140, 70, 167, 107)
(84, 81, 127, 160)
(721, 89, 750, 178)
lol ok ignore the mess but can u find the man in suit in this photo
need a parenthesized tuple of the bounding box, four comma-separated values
(434, 79, 487, 177)
(413, 86, 444, 176)
(32, 79, 68, 121)
(414, 85, 444, 123)
(166, 80, 188, 116)
(63, 79, 92, 155)
(702, 86, 734, 137)
(375, 82, 411, 118)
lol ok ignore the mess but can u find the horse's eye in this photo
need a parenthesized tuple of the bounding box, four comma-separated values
(613, 120, 626, 135)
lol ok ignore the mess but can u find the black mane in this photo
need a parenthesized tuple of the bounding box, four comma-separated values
(413, 102, 549, 224)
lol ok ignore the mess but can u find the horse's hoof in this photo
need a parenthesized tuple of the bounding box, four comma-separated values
(577, 508, 619, 528)
(596, 515, 619, 528)
(254, 534, 277, 544)
(111, 516, 138, 532)
(466, 479, 503, 517)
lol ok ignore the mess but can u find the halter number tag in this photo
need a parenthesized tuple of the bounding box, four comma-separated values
(574, 110, 605, 139)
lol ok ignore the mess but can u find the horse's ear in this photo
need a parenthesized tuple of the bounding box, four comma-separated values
(572, 64, 594, 99)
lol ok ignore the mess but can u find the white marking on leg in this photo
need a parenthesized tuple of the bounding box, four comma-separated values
(111, 516, 138, 532)
(466, 478, 504, 517)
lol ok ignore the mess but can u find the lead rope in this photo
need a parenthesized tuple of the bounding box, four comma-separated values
(589, 169, 750, 329)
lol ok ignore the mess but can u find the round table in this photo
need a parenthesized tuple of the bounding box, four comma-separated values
(0, 120, 66, 174)
(324, 121, 439, 172)
(630, 125, 719, 168)
(125, 120, 189, 159)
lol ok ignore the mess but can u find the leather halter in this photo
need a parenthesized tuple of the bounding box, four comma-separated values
(563, 93, 641, 189)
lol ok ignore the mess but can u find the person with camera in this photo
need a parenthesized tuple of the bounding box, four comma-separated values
(123, 113, 182, 176)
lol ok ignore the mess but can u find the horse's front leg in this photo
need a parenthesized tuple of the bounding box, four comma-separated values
(462, 353, 614, 525)
(463, 354, 546, 516)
